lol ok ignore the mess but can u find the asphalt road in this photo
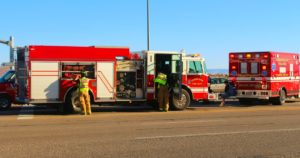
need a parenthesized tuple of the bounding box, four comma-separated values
(1, 101, 300, 158)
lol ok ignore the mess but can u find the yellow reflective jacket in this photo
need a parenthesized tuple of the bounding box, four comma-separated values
(79, 77, 89, 92)
(154, 73, 167, 88)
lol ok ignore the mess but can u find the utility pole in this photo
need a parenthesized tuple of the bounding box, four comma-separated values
(0, 36, 15, 69)
(147, 0, 150, 51)
(9, 36, 14, 63)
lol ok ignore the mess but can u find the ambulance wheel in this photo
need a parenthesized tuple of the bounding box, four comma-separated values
(65, 90, 82, 114)
(273, 89, 286, 105)
(171, 89, 190, 110)
(0, 96, 11, 110)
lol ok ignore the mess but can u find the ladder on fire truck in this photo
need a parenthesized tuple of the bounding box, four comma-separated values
(15, 47, 29, 103)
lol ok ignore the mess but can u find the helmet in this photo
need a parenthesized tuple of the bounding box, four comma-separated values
(81, 71, 88, 77)
(157, 73, 167, 80)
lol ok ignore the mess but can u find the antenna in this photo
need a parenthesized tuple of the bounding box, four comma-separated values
(147, 0, 150, 51)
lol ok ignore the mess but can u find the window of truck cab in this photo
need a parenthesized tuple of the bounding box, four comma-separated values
(251, 63, 258, 74)
(188, 60, 203, 74)
(203, 60, 208, 74)
(240, 62, 247, 74)
(0, 70, 15, 83)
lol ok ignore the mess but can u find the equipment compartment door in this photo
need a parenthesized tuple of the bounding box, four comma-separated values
(30, 61, 59, 100)
(96, 62, 115, 99)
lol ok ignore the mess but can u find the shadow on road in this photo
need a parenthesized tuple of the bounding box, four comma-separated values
(1, 99, 299, 116)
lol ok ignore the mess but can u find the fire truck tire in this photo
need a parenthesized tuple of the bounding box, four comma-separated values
(272, 89, 286, 105)
(0, 96, 11, 110)
(65, 90, 82, 114)
(171, 89, 190, 110)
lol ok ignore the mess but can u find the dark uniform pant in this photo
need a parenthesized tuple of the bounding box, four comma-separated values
(158, 85, 169, 111)
(79, 91, 91, 115)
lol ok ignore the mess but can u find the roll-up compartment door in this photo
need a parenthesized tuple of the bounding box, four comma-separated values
(96, 62, 115, 99)
(30, 61, 59, 100)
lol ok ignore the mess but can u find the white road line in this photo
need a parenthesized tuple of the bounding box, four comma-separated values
(135, 127, 300, 140)
(166, 120, 224, 124)
(141, 119, 224, 125)
(17, 105, 34, 120)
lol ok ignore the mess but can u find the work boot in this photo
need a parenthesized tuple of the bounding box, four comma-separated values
(87, 106, 92, 115)
(219, 101, 225, 107)
(82, 107, 87, 115)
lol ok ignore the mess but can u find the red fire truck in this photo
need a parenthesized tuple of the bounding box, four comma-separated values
(0, 45, 215, 112)
(229, 52, 300, 105)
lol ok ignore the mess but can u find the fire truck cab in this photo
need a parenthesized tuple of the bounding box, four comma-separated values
(145, 51, 211, 110)
(229, 52, 300, 105)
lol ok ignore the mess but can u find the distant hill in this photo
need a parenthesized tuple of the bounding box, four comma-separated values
(208, 69, 228, 74)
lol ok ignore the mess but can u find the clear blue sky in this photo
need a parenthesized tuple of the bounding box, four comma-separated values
(1, 0, 300, 69)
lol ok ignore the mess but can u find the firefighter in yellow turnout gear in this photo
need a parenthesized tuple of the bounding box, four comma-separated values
(154, 73, 169, 112)
(78, 71, 92, 115)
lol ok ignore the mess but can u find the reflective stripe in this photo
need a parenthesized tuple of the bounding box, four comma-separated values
(190, 88, 208, 93)
(236, 76, 300, 81)
(154, 73, 167, 86)
(154, 78, 166, 85)
(147, 88, 155, 93)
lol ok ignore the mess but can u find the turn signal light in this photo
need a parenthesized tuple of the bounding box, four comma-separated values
(232, 65, 237, 70)
(262, 65, 267, 70)
(230, 54, 235, 58)
(246, 54, 251, 58)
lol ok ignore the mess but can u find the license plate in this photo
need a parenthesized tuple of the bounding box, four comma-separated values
(246, 92, 253, 95)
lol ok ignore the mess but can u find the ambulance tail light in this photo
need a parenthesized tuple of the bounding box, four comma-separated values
(229, 54, 235, 59)
(263, 54, 269, 58)
(230, 63, 238, 77)
(261, 65, 268, 76)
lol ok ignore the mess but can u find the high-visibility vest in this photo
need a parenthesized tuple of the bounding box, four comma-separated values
(79, 77, 89, 92)
(154, 73, 167, 87)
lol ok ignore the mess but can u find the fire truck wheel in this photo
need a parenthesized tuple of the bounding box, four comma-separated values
(273, 89, 286, 105)
(171, 89, 190, 110)
(0, 96, 11, 110)
(65, 90, 82, 114)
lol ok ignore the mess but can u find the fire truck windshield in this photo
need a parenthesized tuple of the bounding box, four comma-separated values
(0, 70, 15, 83)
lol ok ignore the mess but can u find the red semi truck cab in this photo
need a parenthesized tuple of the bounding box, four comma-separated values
(0, 70, 16, 109)
(229, 52, 300, 105)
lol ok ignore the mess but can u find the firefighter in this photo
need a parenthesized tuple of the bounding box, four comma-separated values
(154, 72, 169, 112)
(220, 80, 236, 106)
(75, 71, 92, 115)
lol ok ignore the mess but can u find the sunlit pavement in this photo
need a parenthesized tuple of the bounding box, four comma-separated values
(1, 100, 300, 158)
